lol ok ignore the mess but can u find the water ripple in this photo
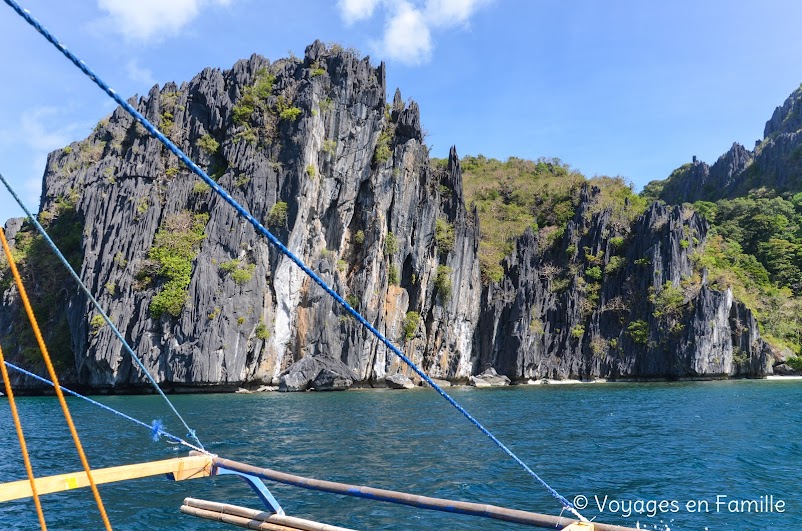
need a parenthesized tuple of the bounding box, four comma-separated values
(1, 380, 800, 529)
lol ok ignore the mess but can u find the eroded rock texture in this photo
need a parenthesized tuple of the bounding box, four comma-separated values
(0, 43, 771, 390)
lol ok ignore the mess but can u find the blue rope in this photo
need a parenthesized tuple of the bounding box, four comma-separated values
(3, 361, 205, 453)
(3, 0, 584, 519)
(0, 171, 205, 452)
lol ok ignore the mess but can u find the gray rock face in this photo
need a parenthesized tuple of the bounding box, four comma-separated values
(0, 43, 772, 389)
(765, 83, 802, 138)
(3, 218, 24, 241)
(647, 143, 754, 204)
(279, 355, 356, 391)
(469, 368, 510, 387)
(312, 367, 354, 391)
(278, 357, 319, 392)
(385, 372, 415, 389)
(772, 363, 799, 376)
(766, 343, 794, 367)
(475, 189, 770, 381)
(0, 42, 480, 389)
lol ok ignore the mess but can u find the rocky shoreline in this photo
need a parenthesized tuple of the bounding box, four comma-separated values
(231, 372, 802, 394)
(8, 372, 800, 397)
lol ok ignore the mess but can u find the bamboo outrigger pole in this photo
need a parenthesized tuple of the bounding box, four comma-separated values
(206, 455, 641, 531)
(180, 499, 598, 531)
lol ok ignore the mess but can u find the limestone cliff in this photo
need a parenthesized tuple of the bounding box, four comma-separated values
(476, 191, 770, 380)
(0, 42, 771, 390)
(644, 83, 802, 203)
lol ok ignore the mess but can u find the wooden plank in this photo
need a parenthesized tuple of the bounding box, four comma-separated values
(181, 499, 360, 531)
(181, 505, 304, 531)
(0, 455, 212, 502)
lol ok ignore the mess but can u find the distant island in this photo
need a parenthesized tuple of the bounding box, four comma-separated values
(2, 41, 801, 392)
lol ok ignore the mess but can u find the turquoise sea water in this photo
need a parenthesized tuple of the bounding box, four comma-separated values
(1, 380, 801, 530)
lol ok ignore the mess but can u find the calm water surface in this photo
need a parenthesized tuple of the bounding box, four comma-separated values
(1, 380, 801, 530)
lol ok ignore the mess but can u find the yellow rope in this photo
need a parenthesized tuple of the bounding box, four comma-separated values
(0, 342, 48, 530)
(0, 228, 113, 531)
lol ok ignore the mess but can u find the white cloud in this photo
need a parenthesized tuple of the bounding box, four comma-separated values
(424, 0, 489, 28)
(126, 59, 156, 88)
(381, 1, 432, 65)
(338, 0, 491, 65)
(338, 0, 382, 25)
(97, 0, 232, 42)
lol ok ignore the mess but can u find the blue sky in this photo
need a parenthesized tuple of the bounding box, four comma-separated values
(2, 0, 802, 219)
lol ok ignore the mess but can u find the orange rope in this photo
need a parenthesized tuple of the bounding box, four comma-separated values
(0, 228, 113, 531)
(0, 342, 48, 530)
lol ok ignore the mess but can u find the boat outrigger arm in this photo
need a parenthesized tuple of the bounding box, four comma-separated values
(0, 452, 641, 531)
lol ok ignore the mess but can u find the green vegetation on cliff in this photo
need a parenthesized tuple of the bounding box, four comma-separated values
(686, 191, 802, 354)
(143, 211, 209, 318)
(453, 155, 646, 283)
(233, 68, 275, 127)
(695, 192, 802, 292)
(436, 151, 802, 359)
(402, 311, 420, 341)
(220, 258, 256, 285)
(692, 234, 802, 353)
(0, 194, 84, 369)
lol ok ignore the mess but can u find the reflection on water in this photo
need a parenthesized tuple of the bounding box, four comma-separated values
(1, 380, 800, 529)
